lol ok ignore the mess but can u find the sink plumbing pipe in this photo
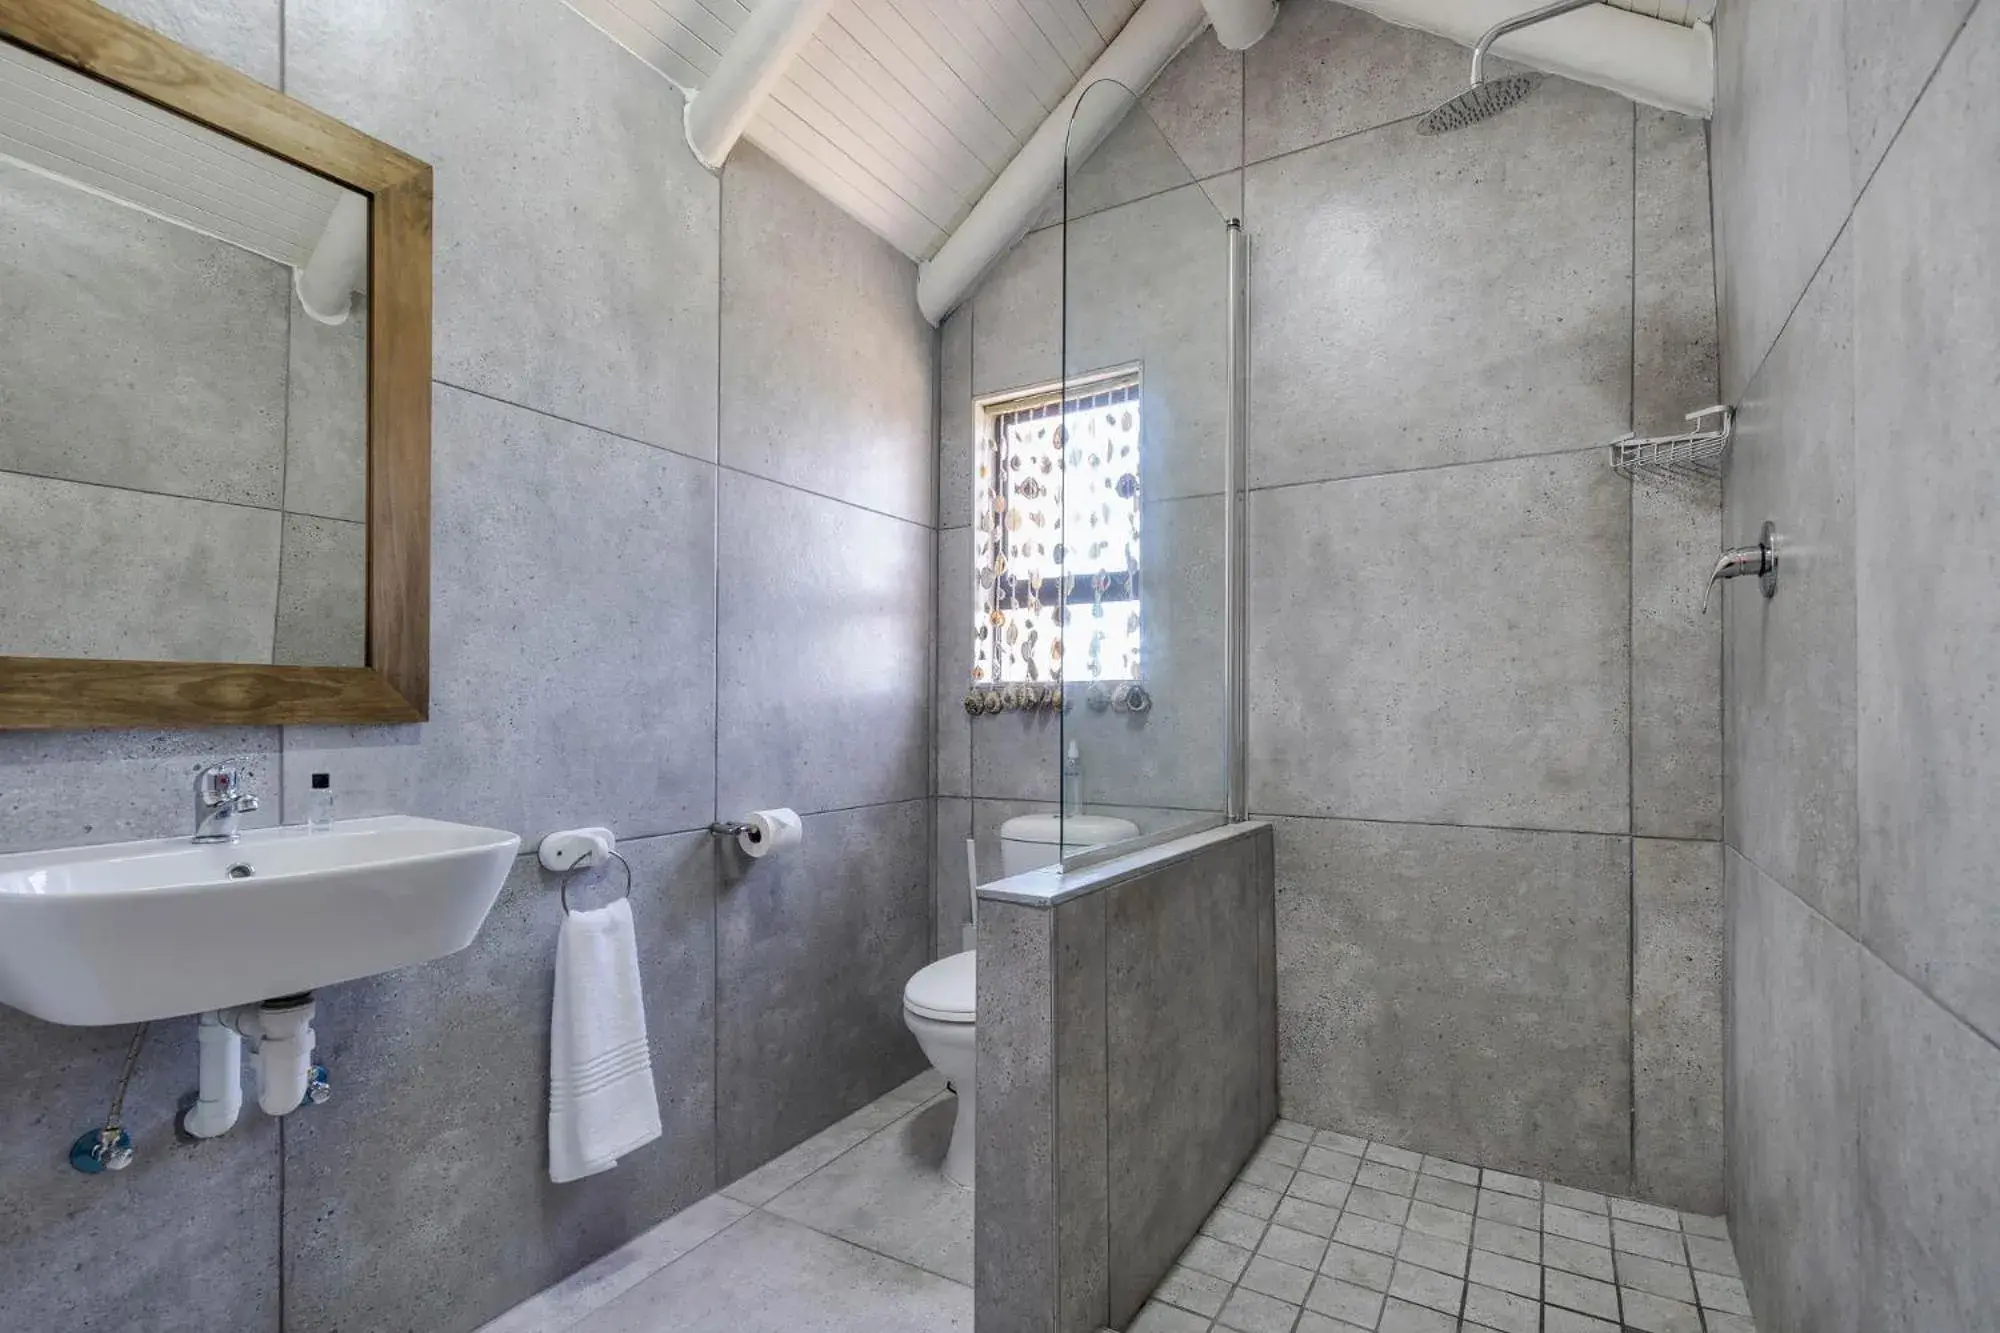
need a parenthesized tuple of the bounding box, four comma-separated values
(181, 994, 328, 1139)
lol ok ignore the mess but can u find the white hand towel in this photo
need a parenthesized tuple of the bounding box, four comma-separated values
(549, 897, 661, 1183)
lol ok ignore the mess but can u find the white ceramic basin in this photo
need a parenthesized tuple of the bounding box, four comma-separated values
(0, 816, 519, 1026)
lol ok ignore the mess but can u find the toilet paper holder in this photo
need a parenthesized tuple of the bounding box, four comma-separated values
(706, 821, 752, 838)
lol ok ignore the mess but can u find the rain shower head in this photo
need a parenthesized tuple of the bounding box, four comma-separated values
(1416, 0, 1601, 135)
(1417, 74, 1542, 134)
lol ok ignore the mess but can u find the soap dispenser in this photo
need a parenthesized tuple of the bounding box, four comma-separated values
(1062, 740, 1084, 817)
(306, 772, 335, 832)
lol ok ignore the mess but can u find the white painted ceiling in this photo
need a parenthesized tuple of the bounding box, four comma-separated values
(0, 39, 359, 270)
(565, 0, 1144, 260)
(565, 0, 1713, 264)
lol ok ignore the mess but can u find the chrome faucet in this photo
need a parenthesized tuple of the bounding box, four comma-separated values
(1703, 520, 1780, 613)
(193, 764, 260, 844)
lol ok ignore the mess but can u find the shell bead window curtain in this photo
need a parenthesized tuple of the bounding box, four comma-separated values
(972, 371, 1142, 704)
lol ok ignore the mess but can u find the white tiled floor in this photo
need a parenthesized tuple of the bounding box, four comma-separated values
(480, 1071, 971, 1333)
(1129, 1122, 1757, 1333)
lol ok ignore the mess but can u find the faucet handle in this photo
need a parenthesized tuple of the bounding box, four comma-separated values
(195, 763, 246, 804)
(1702, 520, 1779, 614)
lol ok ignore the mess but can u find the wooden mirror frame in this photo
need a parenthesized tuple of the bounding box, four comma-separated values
(0, 0, 431, 729)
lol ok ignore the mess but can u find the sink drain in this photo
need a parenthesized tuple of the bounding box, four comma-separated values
(225, 863, 254, 879)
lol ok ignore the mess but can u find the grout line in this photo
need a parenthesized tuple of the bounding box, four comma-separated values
(1249, 809, 1711, 844)
(430, 377, 933, 532)
(710, 173, 726, 1202)
(1242, 441, 1610, 497)
(277, 1112, 287, 1333)
(1627, 99, 1643, 1207)
(270, 300, 294, 781)
(1720, 0, 1984, 409)
(0, 464, 340, 518)
(1728, 841, 2000, 1062)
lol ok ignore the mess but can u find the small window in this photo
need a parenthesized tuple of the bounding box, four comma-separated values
(972, 367, 1141, 690)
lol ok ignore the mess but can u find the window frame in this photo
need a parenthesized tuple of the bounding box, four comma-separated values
(972, 364, 1143, 690)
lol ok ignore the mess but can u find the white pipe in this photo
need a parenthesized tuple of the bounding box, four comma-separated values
(293, 192, 368, 326)
(1203, 0, 1278, 49)
(683, 0, 838, 171)
(181, 1012, 244, 1139)
(252, 1000, 317, 1117)
(915, 0, 1208, 325)
(1339, 0, 1713, 118)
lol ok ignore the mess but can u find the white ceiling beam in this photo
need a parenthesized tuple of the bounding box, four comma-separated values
(683, 0, 838, 171)
(1342, 0, 1713, 118)
(1203, 0, 1278, 50)
(916, 0, 1209, 324)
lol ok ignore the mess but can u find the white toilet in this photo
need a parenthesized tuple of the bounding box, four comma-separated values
(903, 812, 1139, 1188)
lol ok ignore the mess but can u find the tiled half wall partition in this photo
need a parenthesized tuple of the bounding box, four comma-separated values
(976, 822, 1278, 1333)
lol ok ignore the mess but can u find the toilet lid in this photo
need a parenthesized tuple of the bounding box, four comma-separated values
(905, 950, 976, 1023)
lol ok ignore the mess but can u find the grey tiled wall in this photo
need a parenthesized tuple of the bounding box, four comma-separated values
(1712, 0, 2000, 1326)
(976, 824, 1276, 1333)
(0, 157, 368, 667)
(937, 8, 1725, 1210)
(0, 2, 934, 1331)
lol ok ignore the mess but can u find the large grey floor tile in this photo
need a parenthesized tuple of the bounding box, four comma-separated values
(1851, 0, 2000, 1045)
(764, 1097, 972, 1284)
(580, 1210, 971, 1333)
(478, 1194, 752, 1333)
(1246, 77, 1631, 487)
(1271, 817, 1632, 1192)
(1249, 452, 1630, 833)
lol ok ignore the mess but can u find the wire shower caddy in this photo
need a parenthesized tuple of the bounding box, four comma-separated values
(1608, 405, 1733, 483)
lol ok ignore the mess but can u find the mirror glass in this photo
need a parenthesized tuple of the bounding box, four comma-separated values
(0, 39, 370, 667)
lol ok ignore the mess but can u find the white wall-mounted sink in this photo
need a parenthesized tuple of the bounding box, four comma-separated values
(0, 817, 519, 1026)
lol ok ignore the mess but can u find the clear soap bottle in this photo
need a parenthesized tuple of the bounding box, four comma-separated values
(1062, 740, 1084, 817)
(307, 772, 335, 832)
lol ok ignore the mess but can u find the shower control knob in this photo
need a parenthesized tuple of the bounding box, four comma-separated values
(303, 1064, 332, 1107)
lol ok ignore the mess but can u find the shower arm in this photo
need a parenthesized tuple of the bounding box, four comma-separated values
(1467, 0, 1605, 85)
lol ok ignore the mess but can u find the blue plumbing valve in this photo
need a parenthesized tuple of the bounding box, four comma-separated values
(69, 1127, 134, 1174)
(302, 1064, 332, 1107)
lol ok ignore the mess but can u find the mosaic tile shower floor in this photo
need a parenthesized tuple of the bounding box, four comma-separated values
(1128, 1121, 1754, 1333)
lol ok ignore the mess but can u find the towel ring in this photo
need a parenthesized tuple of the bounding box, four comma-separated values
(559, 849, 633, 916)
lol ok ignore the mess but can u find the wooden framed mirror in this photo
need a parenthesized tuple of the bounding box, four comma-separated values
(0, 0, 431, 729)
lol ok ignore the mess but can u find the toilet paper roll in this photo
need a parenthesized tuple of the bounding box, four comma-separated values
(737, 808, 803, 859)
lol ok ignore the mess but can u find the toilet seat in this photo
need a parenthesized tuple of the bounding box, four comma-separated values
(904, 951, 975, 1023)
